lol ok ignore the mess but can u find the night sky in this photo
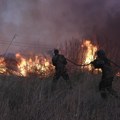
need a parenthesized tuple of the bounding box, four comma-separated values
(0, 0, 120, 53)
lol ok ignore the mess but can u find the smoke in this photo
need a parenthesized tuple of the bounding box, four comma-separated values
(0, 0, 120, 53)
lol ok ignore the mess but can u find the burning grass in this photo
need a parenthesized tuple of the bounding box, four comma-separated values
(15, 53, 54, 78)
(0, 37, 120, 78)
(0, 36, 120, 119)
(61, 38, 120, 76)
(81, 40, 98, 71)
(0, 53, 54, 78)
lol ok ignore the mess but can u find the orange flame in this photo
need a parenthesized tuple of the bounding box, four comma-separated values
(0, 53, 54, 78)
(16, 53, 54, 77)
(82, 40, 98, 70)
(0, 57, 7, 74)
(0, 40, 119, 78)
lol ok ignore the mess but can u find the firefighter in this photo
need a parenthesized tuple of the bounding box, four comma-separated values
(91, 50, 118, 99)
(51, 49, 72, 91)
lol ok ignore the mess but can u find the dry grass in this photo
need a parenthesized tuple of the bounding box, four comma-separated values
(0, 73, 120, 120)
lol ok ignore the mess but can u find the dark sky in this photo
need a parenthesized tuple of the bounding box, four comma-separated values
(0, 0, 120, 53)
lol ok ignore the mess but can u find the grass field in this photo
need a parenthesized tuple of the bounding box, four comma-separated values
(0, 72, 120, 120)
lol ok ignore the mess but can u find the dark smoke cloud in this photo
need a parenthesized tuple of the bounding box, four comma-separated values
(0, 0, 120, 53)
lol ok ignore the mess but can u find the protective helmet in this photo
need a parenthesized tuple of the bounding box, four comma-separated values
(54, 49, 59, 54)
(96, 49, 106, 57)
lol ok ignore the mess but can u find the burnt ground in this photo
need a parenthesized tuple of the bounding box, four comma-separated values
(0, 72, 120, 120)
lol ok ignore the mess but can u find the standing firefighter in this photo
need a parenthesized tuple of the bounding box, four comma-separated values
(51, 49, 72, 91)
(91, 50, 118, 99)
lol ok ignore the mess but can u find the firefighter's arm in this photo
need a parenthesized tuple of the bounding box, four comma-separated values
(90, 59, 105, 68)
(63, 56, 67, 65)
(64, 58, 67, 65)
(52, 58, 57, 66)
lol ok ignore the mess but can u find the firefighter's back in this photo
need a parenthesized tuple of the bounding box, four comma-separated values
(52, 54, 67, 71)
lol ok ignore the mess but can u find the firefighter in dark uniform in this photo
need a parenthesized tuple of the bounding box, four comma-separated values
(51, 49, 72, 91)
(91, 50, 118, 98)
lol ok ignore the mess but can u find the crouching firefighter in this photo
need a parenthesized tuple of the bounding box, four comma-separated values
(91, 50, 118, 99)
(51, 49, 72, 91)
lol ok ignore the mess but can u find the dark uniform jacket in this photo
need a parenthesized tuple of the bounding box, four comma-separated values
(91, 57, 114, 79)
(52, 54, 67, 71)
